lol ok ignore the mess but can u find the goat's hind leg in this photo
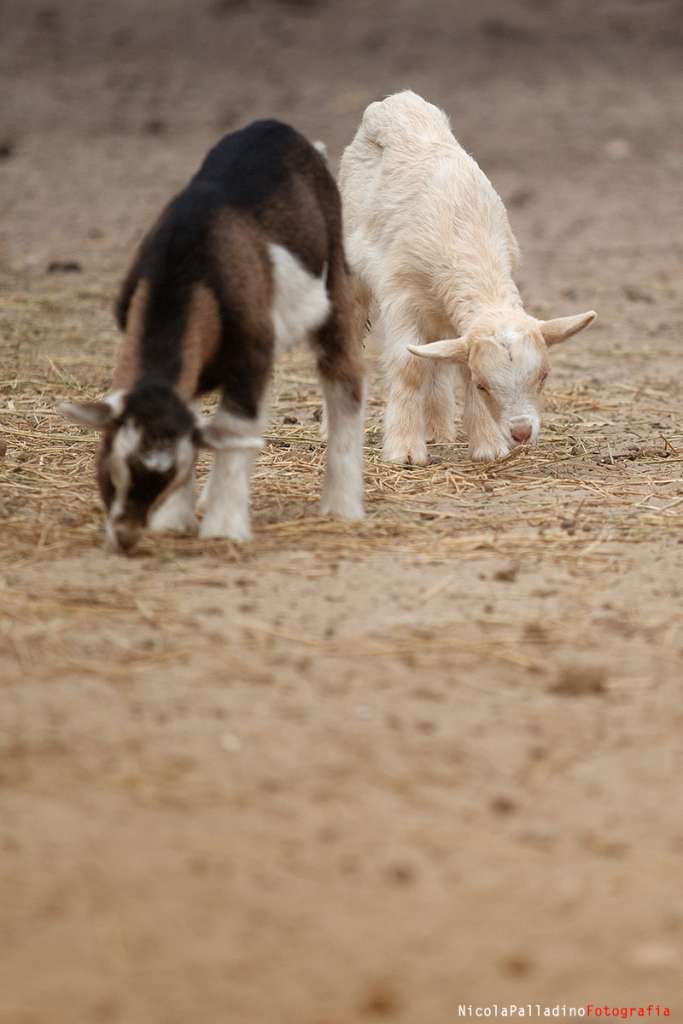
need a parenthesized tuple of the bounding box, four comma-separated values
(314, 288, 365, 521)
(319, 273, 370, 444)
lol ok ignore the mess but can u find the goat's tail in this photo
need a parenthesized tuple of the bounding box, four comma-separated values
(359, 100, 391, 149)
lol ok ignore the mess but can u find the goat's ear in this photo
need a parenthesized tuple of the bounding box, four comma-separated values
(194, 419, 264, 452)
(407, 337, 470, 363)
(58, 390, 126, 429)
(538, 310, 596, 347)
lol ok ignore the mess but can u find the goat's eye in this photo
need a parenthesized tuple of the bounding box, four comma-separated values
(476, 383, 489, 394)
(539, 372, 549, 388)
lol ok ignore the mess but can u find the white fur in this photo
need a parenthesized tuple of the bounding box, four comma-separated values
(104, 389, 126, 418)
(198, 408, 265, 541)
(140, 449, 174, 473)
(339, 90, 594, 463)
(200, 446, 255, 542)
(149, 471, 198, 535)
(269, 243, 330, 352)
(320, 379, 365, 521)
(148, 438, 197, 534)
(109, 420, 140, 516)
(197, 406, 265, 520)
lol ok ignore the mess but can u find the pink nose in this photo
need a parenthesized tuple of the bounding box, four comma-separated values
(510, 420, 533, 444)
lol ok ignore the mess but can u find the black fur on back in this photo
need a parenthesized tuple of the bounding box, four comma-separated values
(115, 120, 343, 417)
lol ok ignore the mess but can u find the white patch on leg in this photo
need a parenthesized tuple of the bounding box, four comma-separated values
(199, 446, 255, 543)
(269, 243, 330, 352)
(320, 379, 365, 521)
(196, 406, 265, 522)
(149, 470, 198, 535)
(106, 420, 140, 534)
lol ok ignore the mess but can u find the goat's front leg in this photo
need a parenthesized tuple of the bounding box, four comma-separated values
(199, 447, 256, 542)
(383, 328, 430, 466)
(462, 373, 510, 462)
(149, 470, 198, 535)
(425, 362, 457, 443)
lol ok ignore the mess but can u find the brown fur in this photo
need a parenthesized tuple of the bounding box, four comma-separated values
(111, 280, 147, 391)
(175, 285, 222, 401)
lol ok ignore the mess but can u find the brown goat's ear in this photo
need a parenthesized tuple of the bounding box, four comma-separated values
(407, 337, 470, 363)
(539, 311, 596, 347)
(58, 390, 126, 429)
(58, 401, 114, 429)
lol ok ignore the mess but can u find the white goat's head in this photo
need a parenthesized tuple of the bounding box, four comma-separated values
(409, 308, 596, 450)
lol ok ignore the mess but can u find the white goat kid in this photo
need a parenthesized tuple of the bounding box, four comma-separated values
(339, 90, 596, 464)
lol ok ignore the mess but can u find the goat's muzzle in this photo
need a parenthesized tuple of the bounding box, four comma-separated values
(107, 518, 143, 555)
(509, 418, 533, 445)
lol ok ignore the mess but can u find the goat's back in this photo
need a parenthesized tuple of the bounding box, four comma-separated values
(114, 121, 344, 397)
(339, 93, 518, 288)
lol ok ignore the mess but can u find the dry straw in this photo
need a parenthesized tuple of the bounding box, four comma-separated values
(1, 280, 682, 684)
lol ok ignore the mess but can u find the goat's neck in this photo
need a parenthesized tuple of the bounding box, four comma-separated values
(442, 244, 523, 335)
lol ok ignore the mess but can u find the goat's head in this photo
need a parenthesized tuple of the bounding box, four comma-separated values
(59, 383, 260, 553)
(408, 308, 596, 454)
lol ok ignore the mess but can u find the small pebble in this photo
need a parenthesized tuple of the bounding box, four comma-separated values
(623, 284, 653, 304)
(550, 664, 607, 697)
(47, 260, 82, 274)
(142, 118, 167, 136)
(501, 954, 534, 977)
(494, 562, 519, 582)
(387, 862, 416, 885)
(490, 795, 516, 815)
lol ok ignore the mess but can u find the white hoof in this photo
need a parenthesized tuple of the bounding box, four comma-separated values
(148, 491, 199, 535)
(426, 426, 457, 444)
(320, 493, 364, 521)
(383, 441, 429, 467)
(470, 443, 511, 463)
(199, 515, 252, 543)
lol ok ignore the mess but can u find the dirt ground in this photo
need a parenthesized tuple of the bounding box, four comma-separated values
(1, 1, 682, 1020)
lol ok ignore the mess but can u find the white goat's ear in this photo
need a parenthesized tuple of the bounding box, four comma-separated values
(195, 419, 264, 452)
(539, 310, 596, 347)
(58, 390, 126, 429)
(407, 338, 470, 363)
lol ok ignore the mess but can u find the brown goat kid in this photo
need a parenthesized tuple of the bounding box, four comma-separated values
(60, 121, 365, 552)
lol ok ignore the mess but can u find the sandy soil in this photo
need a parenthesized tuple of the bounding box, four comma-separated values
(1, 1, 682, 1020)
